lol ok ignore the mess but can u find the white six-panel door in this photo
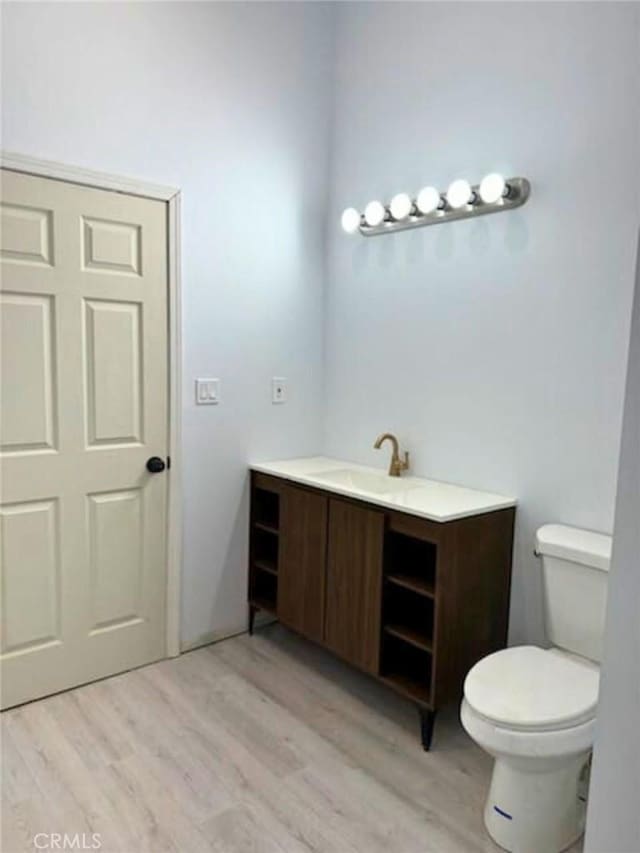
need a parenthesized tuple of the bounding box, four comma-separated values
(0, 169, 169, 708)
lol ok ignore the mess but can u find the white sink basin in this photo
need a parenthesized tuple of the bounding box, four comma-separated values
(251, 457, 517, 522)
(309, 468, 419, 496)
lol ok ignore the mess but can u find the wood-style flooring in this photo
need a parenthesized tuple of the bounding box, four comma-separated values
(1, 624, 583, 853)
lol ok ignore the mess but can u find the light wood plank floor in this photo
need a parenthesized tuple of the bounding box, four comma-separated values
(1, 625, 584, 853)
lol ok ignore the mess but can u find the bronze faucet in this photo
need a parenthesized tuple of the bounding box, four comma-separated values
(373, 432, 410, 477)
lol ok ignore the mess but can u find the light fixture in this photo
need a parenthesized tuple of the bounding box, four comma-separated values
(446, 179, 474, 209)
(389, 193, 413, 221)
(416, 186, 441, 215)
(364, 200, 386, 227)
(479, 173, 508, 204)
(340, 175, 530, 236)
(341, 207, 361, 234)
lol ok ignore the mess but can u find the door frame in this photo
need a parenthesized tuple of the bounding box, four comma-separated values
(0, 150, 183, 658)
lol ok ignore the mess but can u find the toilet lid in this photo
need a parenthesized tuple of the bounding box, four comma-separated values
(464, 646, 599, 731)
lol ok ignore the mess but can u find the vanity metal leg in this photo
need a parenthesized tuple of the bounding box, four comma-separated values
(419, 708, 437, 750)
(248, 605, 257, 636)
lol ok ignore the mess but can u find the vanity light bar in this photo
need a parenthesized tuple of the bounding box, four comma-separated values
(341, 174, 531, 237)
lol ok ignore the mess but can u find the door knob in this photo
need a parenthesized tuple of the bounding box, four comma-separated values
(146, 456, 166, 474)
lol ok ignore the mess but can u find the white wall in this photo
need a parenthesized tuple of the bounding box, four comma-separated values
(1, 1, 335, 648)
(585, 234, 640, 853)
(324, 1, 640, 643)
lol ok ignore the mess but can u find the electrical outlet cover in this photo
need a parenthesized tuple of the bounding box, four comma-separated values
(196, 378, 220, 405)
(272, 377, 287, 404)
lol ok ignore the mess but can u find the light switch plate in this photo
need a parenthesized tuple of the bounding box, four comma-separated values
(195, 378, 220, 405)
(272, 377, 287, 404)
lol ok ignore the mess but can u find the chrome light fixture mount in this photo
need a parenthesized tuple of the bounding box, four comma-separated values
(342, 175, 530, 237)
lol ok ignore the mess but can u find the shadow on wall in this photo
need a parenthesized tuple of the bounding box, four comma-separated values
(350, 212, 530, 273)
(183, 476, 252, 651)
(585, 232, 640, 853)
(214, 478, 252, 642)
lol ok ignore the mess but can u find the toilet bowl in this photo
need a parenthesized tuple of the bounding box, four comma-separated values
(460, 524, 611, 853)
(461, 646, 598, 853)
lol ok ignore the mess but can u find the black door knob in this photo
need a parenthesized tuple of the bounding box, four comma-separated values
(146, 456, 166, 473)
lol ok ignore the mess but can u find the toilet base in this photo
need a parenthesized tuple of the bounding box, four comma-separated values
(483, 752, 590, 853)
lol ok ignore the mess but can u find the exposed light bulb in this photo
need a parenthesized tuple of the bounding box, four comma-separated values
(446, 179, 473, 209)
(364, 200, 386, 227)
(341, 207, 361, 234)
(479, 173, 507, 204)
(389, 193, 412, 221)
(416, 186, 441, 215)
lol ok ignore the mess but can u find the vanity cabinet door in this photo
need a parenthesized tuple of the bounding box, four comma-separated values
(278, 485, 328, 644)
(325, 498, 385, 674)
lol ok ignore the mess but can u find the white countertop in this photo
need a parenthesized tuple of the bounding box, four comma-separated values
(250, 456, 516, 523)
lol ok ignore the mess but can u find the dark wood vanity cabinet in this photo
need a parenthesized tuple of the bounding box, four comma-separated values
(278, 486, 327, 644)
(325, 500, 384, 674)
(248, 470, 515, 750)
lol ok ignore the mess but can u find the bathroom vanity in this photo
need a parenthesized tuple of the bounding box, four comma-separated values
(247, 457, 516, 749)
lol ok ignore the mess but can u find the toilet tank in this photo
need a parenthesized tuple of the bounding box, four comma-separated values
(536, 524, 611, 663)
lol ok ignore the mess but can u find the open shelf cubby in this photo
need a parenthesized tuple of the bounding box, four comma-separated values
(250, 486, 281, 615)
(249, 569, 278, 614)
(383, 582, 434, 652)
(254, 558, 277, 576)
(384, 530, 436, 597)
(379, 633, 432, 705)
(380, 528, 437, 703)
(253, 487, 280, 531)
(252, 527, 279, 570)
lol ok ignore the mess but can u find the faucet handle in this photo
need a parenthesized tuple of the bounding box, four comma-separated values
(402, 451, 410, 471)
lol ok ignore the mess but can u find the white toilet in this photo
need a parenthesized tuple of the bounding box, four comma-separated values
(460, 524, 611, 853)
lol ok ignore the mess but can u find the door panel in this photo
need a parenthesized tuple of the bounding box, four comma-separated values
(325, 498, 384, 674)
(84, 299, 143, 446)
(82, 216, 142, 276)
(278, 485, 327, 643)
(0, 499, 60, 655)
(88, 489, 143, 633)
(0, 169, 168, 709)
(0, 292, 57, 452)
(0, 202, 53, 266)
